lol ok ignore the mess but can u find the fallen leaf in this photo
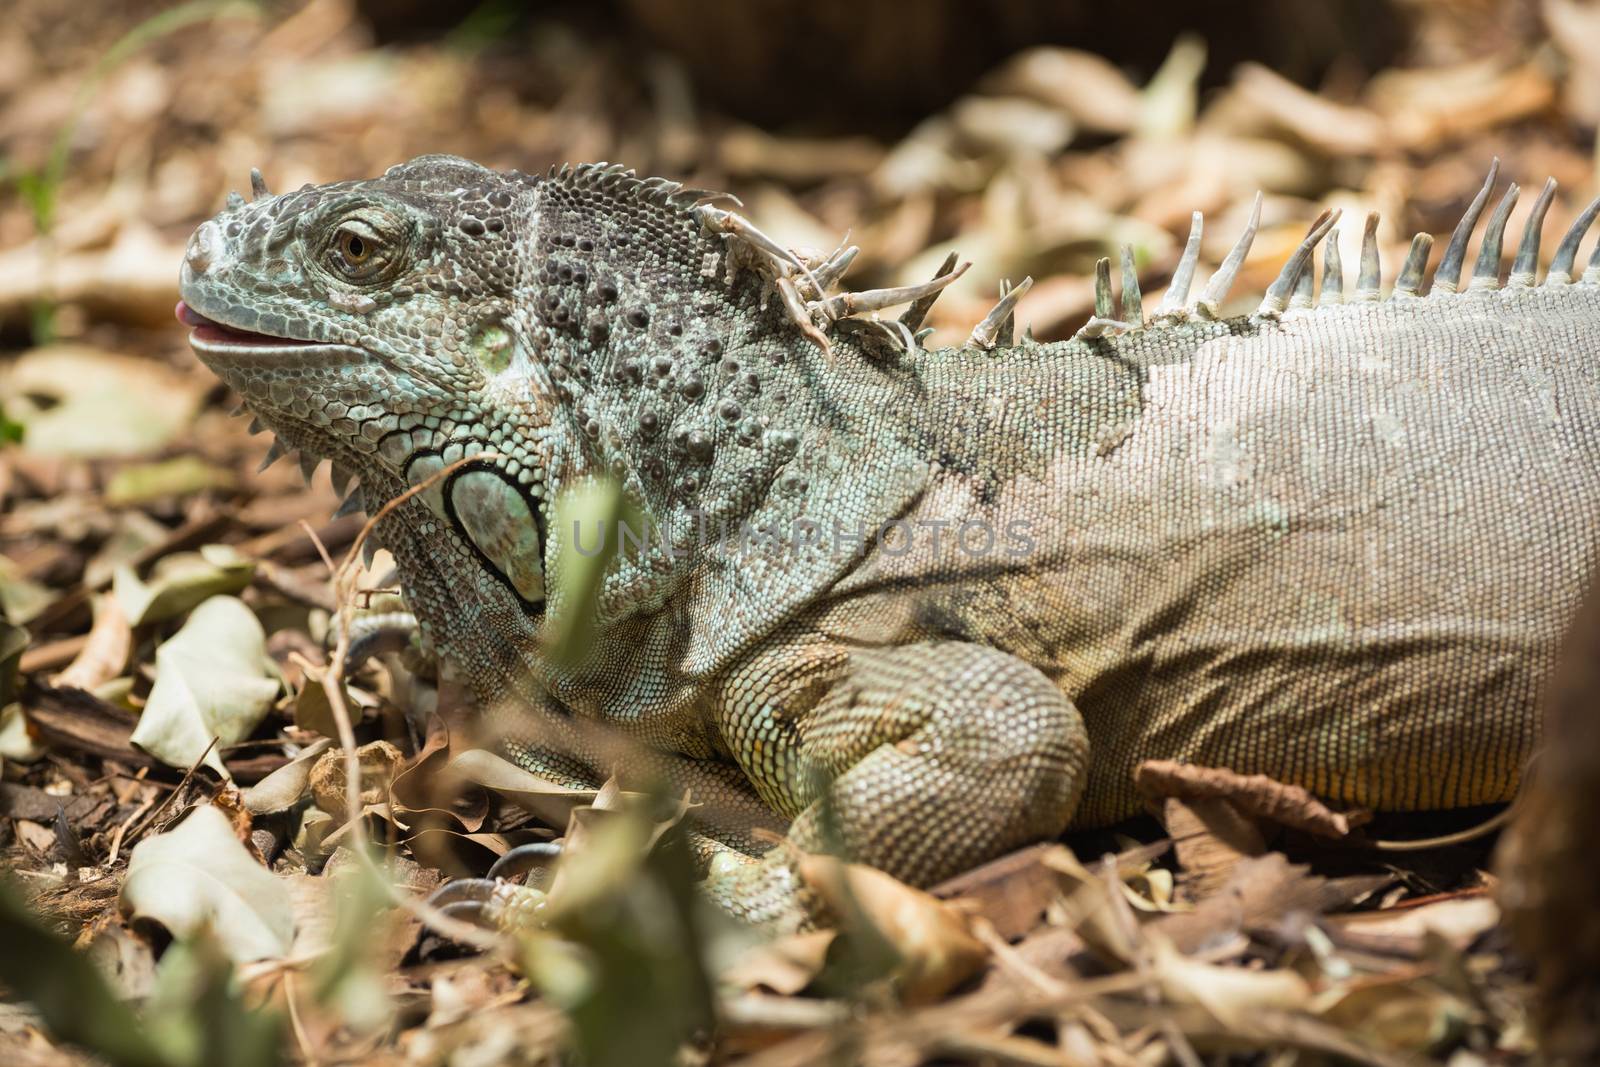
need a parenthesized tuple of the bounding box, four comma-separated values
(1314, 976, 1469, 1053)
(0, 554, 52, 625)
(445, 748, 604, 828)
(1332, 895, 1500, 950)
(114, 543, 255, 627)
(987, 47, 1141, 134)
(1546, 0, 1600, 125)
(1137, 759, 1367, 837)
(1, 344, 202, 458)
(1150, 934, 1312, 1028)
(51, 593, 130, 691)
(949, 95, 1075, 157)
(104, 456, 236, 507)
(797, 852, 988, 1004)
(120, 803, 294, 962)
(129, 596, 280, 777)
(1231, 62, 1388, 156)
(0, 881, 170, 1067)
(0, 226, 190, 330)
(308, 740, 403, 821)
(0, 618, 30, 761)
(719, 929, 837, 996)
(240, 737, 334, 814)
(0, 701, 42, 763)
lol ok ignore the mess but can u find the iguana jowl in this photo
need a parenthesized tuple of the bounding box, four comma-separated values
(178, 155, 1600, 924)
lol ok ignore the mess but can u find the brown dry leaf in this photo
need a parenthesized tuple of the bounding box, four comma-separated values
(1231, 62, 1389, 156)
(1332, 894, 1500, 950)
(308, 739, 404, 821)
(1040, 846, 1143, 965)
(948, 95, 1075, 157)
(719, 930, 838, 996)
(445, 748, 605, 828)
(241, 737, 334, 814)
(929, 843, 1063, 940)
(796, 852, 988, 1004)
(78, 917, 158, 1002)
(1138, 760, 1368, 900)
(49, 593, 129, 692)
(1160, 796, 1266, 899)
(1314, 976, 1471, 1054)
(1152, 852, 1390, 955)
(987, 47, 1141, 134)
(1149, 934, 1312, 1029)
(292, 661, 365, 735)
(717, 126, 884, 182)
(1546, 0, 1600, 125)
(0, 224, 188, 328)
(1365, 58, 1558, 150)
(1136, 759, 1366, 838)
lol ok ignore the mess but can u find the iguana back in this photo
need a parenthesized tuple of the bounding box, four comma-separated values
(824, 286, 1600, 824)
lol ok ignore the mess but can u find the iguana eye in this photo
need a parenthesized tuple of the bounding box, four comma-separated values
(325, 217, 401, 283)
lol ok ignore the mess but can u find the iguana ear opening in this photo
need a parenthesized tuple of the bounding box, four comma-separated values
(400, 454, 548, 609)
(448, 469, 547, 607)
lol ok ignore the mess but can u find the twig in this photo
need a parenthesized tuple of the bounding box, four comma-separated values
(282, 969, 320, 1067)
(316, 452, 505, 951)
(105, 792, 158, 867)
(121, 735, 219, 849)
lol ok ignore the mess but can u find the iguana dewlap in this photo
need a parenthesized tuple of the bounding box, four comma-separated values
(179, 156, 1600, 924)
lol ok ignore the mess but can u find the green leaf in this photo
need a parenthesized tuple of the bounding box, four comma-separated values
(308, 858, 396, 1036)
(0, 879, 173, 1067)
(129, 595, 278, 776)
(105, 457, 237, 507)
(0, 553, 53, 625)
(529, 806, 715, 1067)
(0, 401, 23, 445)
(544, 475, 642, 667)
(143, 925, 285, 1067)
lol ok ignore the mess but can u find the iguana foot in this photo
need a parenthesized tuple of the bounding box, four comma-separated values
(424, 842, 563, 932)
(711, 638, 1092, 922)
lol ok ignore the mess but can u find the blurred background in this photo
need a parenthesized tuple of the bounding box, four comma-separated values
(1, 0, 1597, 358)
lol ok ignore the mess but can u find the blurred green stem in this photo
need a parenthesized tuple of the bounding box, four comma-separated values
(16, 0, 259, 344)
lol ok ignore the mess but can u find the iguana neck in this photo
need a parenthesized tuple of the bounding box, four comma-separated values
(517, 166, 874, 608)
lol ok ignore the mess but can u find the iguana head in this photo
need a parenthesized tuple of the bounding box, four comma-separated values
(179, 155, 834, 694)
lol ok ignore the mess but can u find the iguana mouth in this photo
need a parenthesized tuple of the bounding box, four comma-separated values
(176, 301, 336, 354)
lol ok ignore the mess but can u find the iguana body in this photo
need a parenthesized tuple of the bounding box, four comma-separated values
(178, 156, 1600, 923)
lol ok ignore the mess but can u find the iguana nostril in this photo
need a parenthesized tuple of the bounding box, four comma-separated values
(185, 221, 222, 273)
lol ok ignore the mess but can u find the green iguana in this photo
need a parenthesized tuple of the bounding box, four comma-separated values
(177, 156, 1600, 926)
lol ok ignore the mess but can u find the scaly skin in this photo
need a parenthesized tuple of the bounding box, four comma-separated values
(179, 156, 1600, 925)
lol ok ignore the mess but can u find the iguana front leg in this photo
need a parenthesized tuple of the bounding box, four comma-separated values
(705, 638, 1090, 927)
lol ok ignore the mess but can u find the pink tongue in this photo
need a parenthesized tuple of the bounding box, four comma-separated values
(174, 301, 210, 327)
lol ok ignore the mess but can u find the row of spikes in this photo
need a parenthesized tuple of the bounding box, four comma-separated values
(243, 416, 382, 567)
(1067, 158, 1600, 344)
(700, 158, 1600, 354)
